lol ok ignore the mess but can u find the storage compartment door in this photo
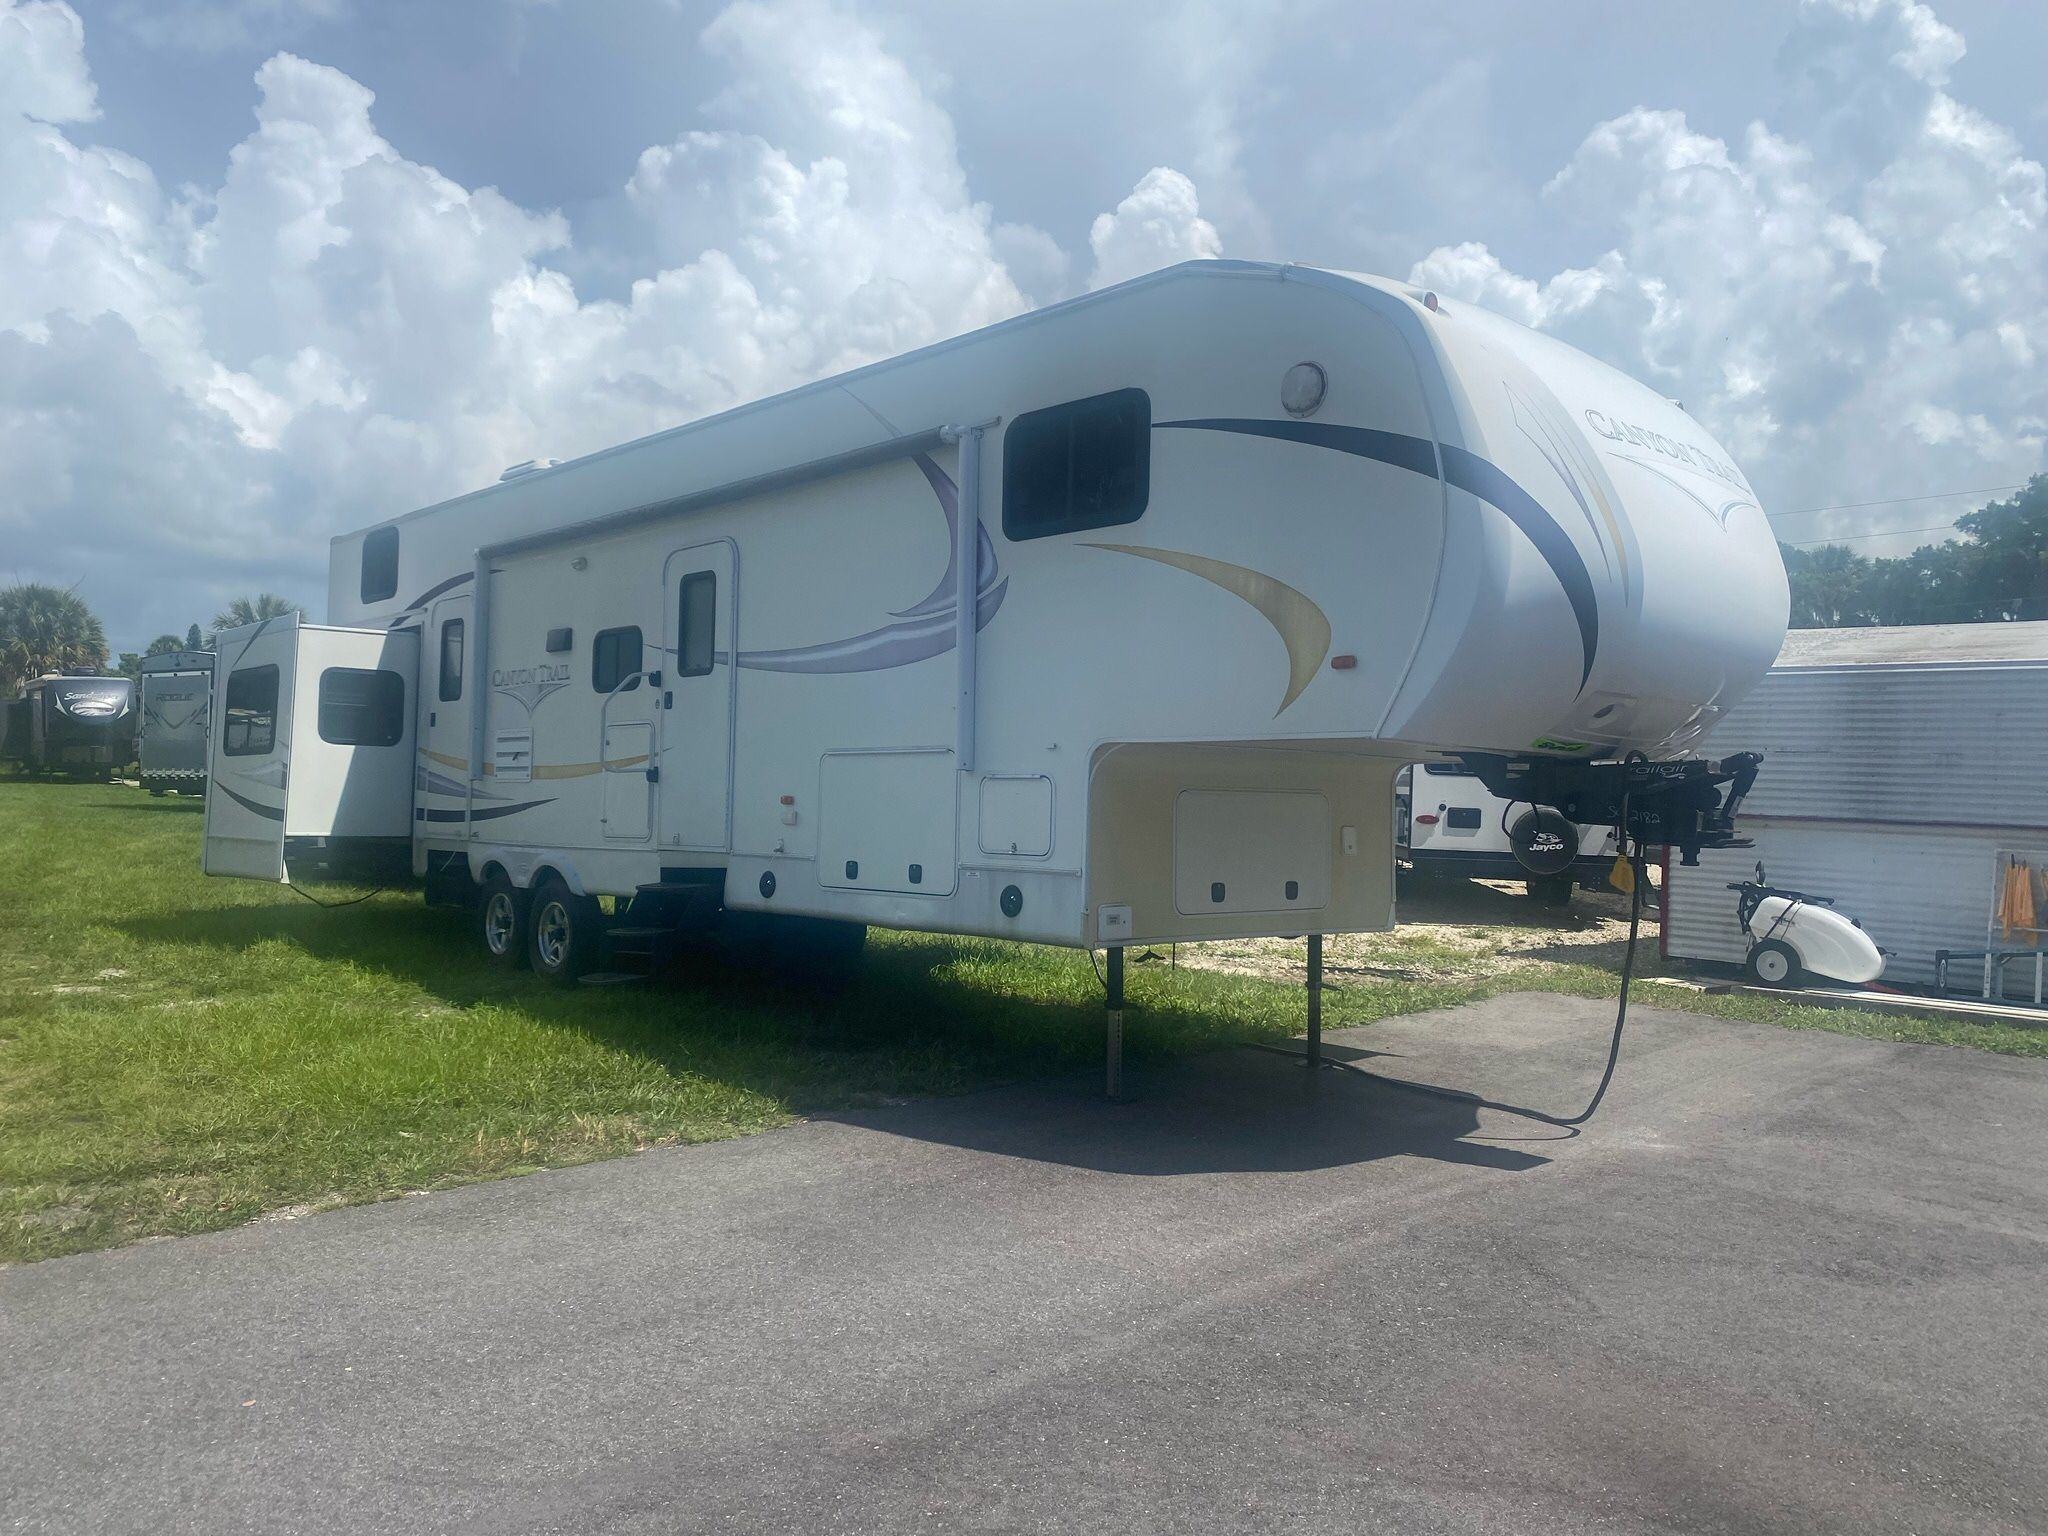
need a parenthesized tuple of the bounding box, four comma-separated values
(1173, 789, 1332, 916)
(601, 722, 654, 841)
(204, 619, 299, 880)
(286, 627, 420, 844)
(820, 749, 958, 895)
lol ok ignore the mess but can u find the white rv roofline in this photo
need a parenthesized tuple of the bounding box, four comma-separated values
(476, 425, 951, 560)
(332, 259, 1361, 548)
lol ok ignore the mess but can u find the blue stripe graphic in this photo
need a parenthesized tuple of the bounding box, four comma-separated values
(1156, 417, 1599, 689)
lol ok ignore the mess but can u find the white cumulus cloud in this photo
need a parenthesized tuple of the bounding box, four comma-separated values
(0, 0, 1214, 647)
(1411, 0, 2046, 550)
(1087, 166, 1222, 290)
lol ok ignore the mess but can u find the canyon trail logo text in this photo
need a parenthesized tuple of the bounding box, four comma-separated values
(1583, 409, 1750, 493)
(491, 663, 572, 714)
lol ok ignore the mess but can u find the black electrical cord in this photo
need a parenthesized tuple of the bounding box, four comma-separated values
(1327, 841, 1649, 1133)
(284, 882, 388, 909)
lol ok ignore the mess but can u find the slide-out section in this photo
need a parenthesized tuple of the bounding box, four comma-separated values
(203, 614, 419, 883)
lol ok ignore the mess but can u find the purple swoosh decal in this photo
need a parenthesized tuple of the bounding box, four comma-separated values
(739, 579, 1007, 673)
(675, 450, 1007, 677)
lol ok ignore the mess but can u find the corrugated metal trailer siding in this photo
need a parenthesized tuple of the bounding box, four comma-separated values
(1666, 823, 2048, 987)
(1726, 662, 2048, 827)
(1667, 654, 2048, 990)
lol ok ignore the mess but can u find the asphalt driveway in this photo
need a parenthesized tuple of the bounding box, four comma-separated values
(4, 993, 2045, 1534)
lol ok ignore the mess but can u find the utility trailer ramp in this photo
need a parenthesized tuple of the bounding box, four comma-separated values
(203, 615, 419, 883)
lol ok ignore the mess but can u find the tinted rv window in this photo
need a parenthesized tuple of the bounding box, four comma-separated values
(222, 665, 278, 756)
(592, 626, 643, 693)
(360, 526, 400, 604)
(676, 573, 716, 678)
(1001, 388, 1150, 541)
(438, 618, 464, 702)
(317, 667, 405, 747)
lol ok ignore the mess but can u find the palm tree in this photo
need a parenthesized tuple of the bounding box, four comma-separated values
(210, 593, 301, 643)
(0, 583, 108, 692)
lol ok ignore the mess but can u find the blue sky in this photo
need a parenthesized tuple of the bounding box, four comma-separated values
(5, 0, 2045, 650)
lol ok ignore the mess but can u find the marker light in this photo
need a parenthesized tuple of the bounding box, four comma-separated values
(1280, 361, 1327, 417)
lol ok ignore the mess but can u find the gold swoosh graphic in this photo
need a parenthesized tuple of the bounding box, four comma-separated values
(1083, 544, 1331, 714)
(425, 749, 649, 779)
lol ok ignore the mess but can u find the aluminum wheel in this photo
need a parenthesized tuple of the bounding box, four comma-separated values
(484, 892, 518, 956)
(534, 901, 571, 970)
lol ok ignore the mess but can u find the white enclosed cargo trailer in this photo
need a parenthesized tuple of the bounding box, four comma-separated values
(1665, 622, 2048, 993)
(203, 260, 1785, 996)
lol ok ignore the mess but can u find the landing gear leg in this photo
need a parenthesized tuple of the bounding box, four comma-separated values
(1306, 933, 1323, 1069)
(1105, 945, 1125, 1101)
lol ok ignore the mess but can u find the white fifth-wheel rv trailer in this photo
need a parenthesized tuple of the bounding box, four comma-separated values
(202, 261, 1786, 999)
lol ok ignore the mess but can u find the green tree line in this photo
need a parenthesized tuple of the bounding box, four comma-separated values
(0, 586, 300, 694)
(1782, 474, 2048, 629)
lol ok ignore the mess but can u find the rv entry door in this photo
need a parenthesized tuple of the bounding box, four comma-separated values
(658, 540, 736, 851)
(421, 593, 472, 820)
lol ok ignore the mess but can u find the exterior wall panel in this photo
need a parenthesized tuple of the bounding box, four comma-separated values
(1719, 662, 2048, 829)
(1667, 820, 2048, 990)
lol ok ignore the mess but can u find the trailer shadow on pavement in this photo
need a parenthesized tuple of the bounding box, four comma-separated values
(821, 1045, 1552, 1178)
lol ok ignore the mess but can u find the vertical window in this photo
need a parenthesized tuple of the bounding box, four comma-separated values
(222, 665, 279, 756)
(438, 618, 464, 702)
(1001, 388, 1151, 541)
(360, 526, 400, 604)
(317, 667, 405, 747)
(591, 626, 644, 693)
(676, 572, 716, 678)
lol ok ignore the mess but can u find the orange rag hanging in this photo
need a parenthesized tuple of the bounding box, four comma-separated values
(1999, 858, 2039, 939)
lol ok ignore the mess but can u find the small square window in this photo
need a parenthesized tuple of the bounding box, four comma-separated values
(592, 626, 643, 694)
(317, 667, 405, 747)
(1001, 389, 1150, 541)
(360, 526, 399, 604)
(222, 665, 278, 756)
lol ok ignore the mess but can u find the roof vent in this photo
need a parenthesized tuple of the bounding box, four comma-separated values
(499, 458, 562, 482)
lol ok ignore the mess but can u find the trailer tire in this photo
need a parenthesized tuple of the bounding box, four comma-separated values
(479, 871, 530, 971)
(1527, 873, 1575, 909)
(529, 877, 601, 986)
(1744, 939, 1802, 988)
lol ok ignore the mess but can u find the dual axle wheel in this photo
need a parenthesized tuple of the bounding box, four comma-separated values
(477, 871, 600, 984)
(476, 871, 868, 986)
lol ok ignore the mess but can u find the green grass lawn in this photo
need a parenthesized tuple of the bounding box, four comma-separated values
(2, 776, 2038, 1265)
